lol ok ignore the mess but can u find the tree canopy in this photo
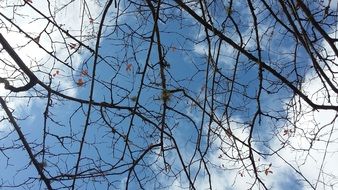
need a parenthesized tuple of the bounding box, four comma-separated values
(1, 0, 338, 189)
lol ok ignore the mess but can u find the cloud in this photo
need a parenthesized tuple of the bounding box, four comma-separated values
(1, 1, 337, 189)
(0, 1, 104, 128)
(265, 21, 338, 189)
(167, 13, 338, 190)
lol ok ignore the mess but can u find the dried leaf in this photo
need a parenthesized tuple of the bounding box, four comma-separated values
(161, 90, 171, 102)
(52, 70, 59, 77)
(69, 43, 77, 49)
(283, 129, 288, 136)
(126, 63, 132, 72)
(76, 78, 84, 86)
(25, 0, 33, 3)
(38, 162, 47, 170)
(89, 18, 94, 24)
(81, 69, 88, 76)
(265, 164, 273, 176)
(265, 169, 269, 176)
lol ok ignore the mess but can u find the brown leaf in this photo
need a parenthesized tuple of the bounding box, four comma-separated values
(126, 63, 132, 71)
(76, 78, 84, 86)
(69, 43, 77, 49)
(53, 70, 59, 77)
(283, 129, 288, 136)
(265, 169, 269, 176)
(81, 69, 88, 76)
(89, 18, 94, 24)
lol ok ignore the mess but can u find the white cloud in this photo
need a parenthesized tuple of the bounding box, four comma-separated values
(1, 1, 337, 189)
(0, 1, 104, 127)
(266, 23, 338, 189)
(173, 12, 338, 190)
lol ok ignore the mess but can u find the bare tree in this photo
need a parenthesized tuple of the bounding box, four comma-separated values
(1, 0, 338, 189)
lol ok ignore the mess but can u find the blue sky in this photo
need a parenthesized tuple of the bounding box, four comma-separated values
(1, 0, 338, 189)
